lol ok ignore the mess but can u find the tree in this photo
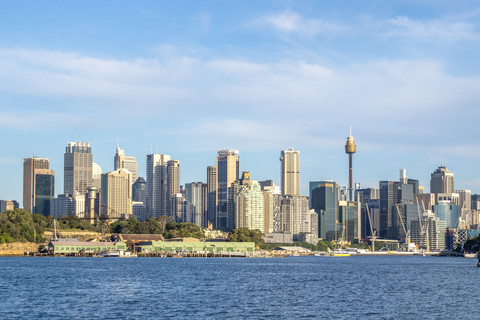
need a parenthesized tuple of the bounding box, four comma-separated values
(227, 228, 264, 245)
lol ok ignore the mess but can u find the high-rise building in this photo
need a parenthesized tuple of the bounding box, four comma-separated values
(146, 153, 171, 219)
(436, 201, 460, 229)
(216, 149, 240, 228)
(0, 200, 19, 212)
(280, 149, 300, 196)
(310, 181, 339, 241)
(91, 162, 102, 190)
(430, 165, 454, 194)
(228, 172, 265, 232)
(206, 166, 217, 228)
(64, 142, 93, 195)
(411, 216, 446, 251)
(166, 160, 180, 218)
(280, 195, 310, 237)
(379, 180, 414, 239)
(101, 168, 132, 219)
(50, 194, 75, 219)
(456, 189, 471, 211)
(114, 145, 138, 183)
(133, 177, 147, 204)
(171, 193, 186, 223)
(185, 182, 207, 227)
(23, 157, 55, 216)
(338, 200, 360, 243)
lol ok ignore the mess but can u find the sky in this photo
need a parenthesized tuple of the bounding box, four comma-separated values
(1, 1, 480, 205)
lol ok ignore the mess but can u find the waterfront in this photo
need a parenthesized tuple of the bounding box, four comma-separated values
(0, 256, 478, 319)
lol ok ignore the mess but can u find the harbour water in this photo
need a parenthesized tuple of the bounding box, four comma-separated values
(0, 255, 478, 319)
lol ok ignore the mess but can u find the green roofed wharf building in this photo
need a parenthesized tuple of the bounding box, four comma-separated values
(48, 239, 127, 255)
(135, 241, 255, 254)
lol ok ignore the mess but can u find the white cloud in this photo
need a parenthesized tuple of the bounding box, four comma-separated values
(385, 16, 477, 41)
(250, 10, 347, 37)
(1, 46, 480, 155)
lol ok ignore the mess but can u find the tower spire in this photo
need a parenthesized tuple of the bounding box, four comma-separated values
(345, 127, 357, 202)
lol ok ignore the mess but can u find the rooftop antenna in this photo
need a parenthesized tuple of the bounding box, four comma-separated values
(441, 153, 444, 167)
(349, 124, 352, 137)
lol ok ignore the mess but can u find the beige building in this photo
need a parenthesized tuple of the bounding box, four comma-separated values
(23, 157, 55, 215)
(280, 195, 310, 236)
(114, 145, 138, 183)
(229, 172, 265, 232)
(64, 142, 93, 195)
(430, 165, 454, 194)
(101, 168, 132, 219)
(0, 200, 19, 212)
(217, 149, 240, 229)
(280, 149, 300, 196)
(91, 162, 102, 190)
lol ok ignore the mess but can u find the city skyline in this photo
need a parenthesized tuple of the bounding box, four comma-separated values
(1, 2, 480, 202)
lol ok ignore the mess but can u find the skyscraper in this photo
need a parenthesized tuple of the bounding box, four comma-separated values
(114, 144, 138, 183)
(430, 165, 454, 194)
(133, 177, 147, 203)
(310, 181, 339, 240)
(206, 166, 217, 228)
(228, 172, 265, 232)
(146, 153, 171, 219)
(185, 182, 207, 227)
(23, 157, 55, 216)
(64, 142, 93, 195)
(280, 149, 300, 196)
(216, 149, 240, 228)
(101, 168, 132, 219)
(166, 160, 180, 218)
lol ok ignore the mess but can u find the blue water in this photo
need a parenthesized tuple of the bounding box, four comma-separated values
(0, 255, 478, 319)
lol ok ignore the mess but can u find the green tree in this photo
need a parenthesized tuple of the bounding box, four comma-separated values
(227, 228, 264, 245)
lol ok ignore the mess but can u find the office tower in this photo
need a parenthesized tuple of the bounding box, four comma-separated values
(171, 193, 185, 222)
(345, 128, 357, 201)
(228, 172, 265, 232)
(436, 201, 460, 229)
(354, 188, 379, 204)
(456, 189, 471, 211)
(133, 177, 147, 203)
(216, 149, 240, 228)
(411, 216, 446, 251)
(261, 181, 281, 234)
(50, 194, 75, 219)
(206, 166, 217, 228)
(101, 168, 132, 219)
(472, 194, 480, 211)
(91, 162, 102, 190)
(280, 195, 310, 237)
(64, 142, 93, 195)
(85, 186, 101, 224)
(114, 144, 138, 183)
(146, 153, 171, 219)
(132, 202, 147, 221)
(166, 160, 180, 218)
(280, 149, 300, 196)
(310, 181, 339, 241)
(185, 182, 207, 227)
(338, 200, 360, 243)
(0, 200, 19, 212)
(23, 157, 55, 216)
(430, 165, 454, 194)
(379, 180, 415, 239)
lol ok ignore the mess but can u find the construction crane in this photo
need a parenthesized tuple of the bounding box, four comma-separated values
(416, 196, 427, 250)
(395, 204, 411, 251)
(365, 203, 377, 252)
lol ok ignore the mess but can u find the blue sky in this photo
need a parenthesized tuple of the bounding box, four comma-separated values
(1, 1, 480, 205)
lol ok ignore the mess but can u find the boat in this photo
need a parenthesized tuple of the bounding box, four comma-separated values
(98, 250, 120, 257)
(328, 249, 351, 257)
